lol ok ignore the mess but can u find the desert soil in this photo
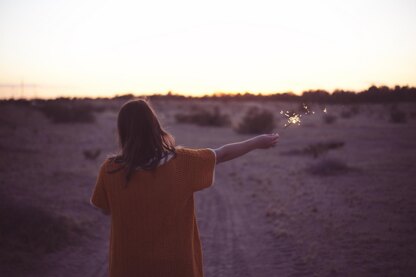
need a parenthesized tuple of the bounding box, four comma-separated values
(1, 99, 416, 276)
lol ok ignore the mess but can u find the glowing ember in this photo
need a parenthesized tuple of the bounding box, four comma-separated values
(284, 114, 301, 128)
(302, 103, 311, 114)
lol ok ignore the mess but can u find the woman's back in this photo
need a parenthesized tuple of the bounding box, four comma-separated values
(91, 147, 216, 277)
(90, 98, 278, 277)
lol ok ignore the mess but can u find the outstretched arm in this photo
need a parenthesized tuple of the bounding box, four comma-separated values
(213, 133, 279, 164)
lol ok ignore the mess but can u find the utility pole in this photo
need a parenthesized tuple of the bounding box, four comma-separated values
(34, 84, 38, 99)
(20, 79, 24, 99)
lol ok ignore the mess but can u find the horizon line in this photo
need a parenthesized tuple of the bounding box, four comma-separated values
(1, 84, 416, 101)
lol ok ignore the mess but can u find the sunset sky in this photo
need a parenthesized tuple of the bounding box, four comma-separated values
(0, 0, 415, 99)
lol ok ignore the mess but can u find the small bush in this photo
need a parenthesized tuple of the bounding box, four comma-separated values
(236, 107, 276, 134)
(83, 148, 101, 160)
(281, 141, 345, 158)
(175, 107, 230, 127)
(350, 105, 360, 115)
(0, 193, 84, 274)
(307, 158, 351, 176)
(340, 110, 353, 119)
(340, 105, 360, 119)
(304, 141, 345, 158)
(37, 101, 96, 123)
(390, 109, 407, 124)
(323, 114, 337, 124)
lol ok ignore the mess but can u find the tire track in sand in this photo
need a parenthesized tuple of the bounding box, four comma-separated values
(196, 186, 252, 277)
(195, 180, 297, 277)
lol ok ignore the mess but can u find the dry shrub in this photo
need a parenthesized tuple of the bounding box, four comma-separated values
(350, 105, 360, 115)
(236, 107, 276, 134)
(390, 108, 407, 124)
(340, 110, 353, 119)
(37, 100, 96, 123)
(307, 158, 351, 176)
(175, 107, 230, 127)
(0, 193, 84, 274)
(304, 141, 344, 158)
(83, 148, 101, 160)
(323, 114, 337, 124)
(272, 227, 289, 239)
(340, 105, 361, 118)
(282, 141, 345, 159)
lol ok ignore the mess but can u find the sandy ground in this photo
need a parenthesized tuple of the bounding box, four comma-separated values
(1, 99, 416, 276)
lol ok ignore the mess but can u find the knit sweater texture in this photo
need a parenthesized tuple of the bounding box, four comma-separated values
(90, 147, 216, 277)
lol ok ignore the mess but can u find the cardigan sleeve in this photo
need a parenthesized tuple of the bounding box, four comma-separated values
(184, 148, 216, 192)
(90, 161, 111, 213)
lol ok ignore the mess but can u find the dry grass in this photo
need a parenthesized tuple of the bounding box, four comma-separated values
(83, 148, 102, 160)
(175, 107, 230, 127)
(306, 158, 351, 176)
(0, 192, 85, 275)
(36, 100, 97, 123)
(340, 105, 361, 119)
(390, 108, 407, 124)
(281, 141, 345, 158)
(322, 114, 337, 124)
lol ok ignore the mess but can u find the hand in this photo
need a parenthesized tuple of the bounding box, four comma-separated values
(254, 133, 279, 149)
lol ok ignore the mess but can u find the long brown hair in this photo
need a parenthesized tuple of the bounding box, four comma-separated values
(108, 99, 176, 186)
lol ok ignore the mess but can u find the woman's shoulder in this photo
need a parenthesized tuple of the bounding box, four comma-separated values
(175, 146, 201, 155)
(174, 146, 215, 160)
(99, 156, 124, 173)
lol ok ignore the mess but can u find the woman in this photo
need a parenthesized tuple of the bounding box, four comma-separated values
(90, 99, 279, 277)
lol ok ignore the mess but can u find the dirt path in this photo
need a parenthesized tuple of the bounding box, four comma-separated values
(195, 166, 295, 277)
(197, 186, 256, 277)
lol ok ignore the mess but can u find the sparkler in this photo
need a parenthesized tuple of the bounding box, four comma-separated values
(280, 104, 327, 128)
(283, 112, 301, 128)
